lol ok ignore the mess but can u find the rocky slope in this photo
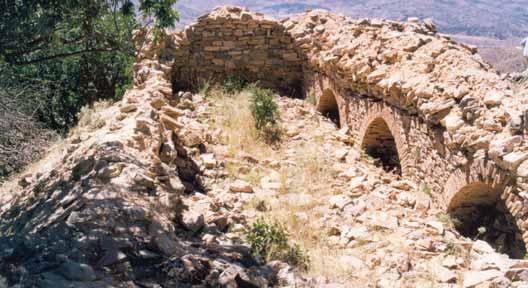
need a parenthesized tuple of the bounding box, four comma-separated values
(2, 83, 528, 286)
(197, 90, 528, 287)
(0, 31, 271, 287)
(2, 7, 528, 288)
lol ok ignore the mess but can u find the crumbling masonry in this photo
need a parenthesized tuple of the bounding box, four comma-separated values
(163, 6, 528, 255)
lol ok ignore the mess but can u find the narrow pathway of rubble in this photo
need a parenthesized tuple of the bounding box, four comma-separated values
(181, 89, 528, 287)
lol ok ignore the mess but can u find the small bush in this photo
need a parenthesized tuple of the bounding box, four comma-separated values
(306, 90, 316, 105)
(422, 183, 432, 196)
(248, 85, 278, 129)
(222, 75, 247, 94)
(197, 80, 212, 97)
(0, 165, 8, 184)
(260, 123, 282, 143)
(247, 84, 282, 142)
(245, 217, 310, 270)
(33, 181, 46, 194)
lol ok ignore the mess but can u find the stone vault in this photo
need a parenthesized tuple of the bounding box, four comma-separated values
(165, 6, 528, 256)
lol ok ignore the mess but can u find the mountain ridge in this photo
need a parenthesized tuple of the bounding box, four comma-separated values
(173, 0, 528, 39)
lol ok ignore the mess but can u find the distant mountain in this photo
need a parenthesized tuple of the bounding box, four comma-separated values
(173, 0, 528, 39)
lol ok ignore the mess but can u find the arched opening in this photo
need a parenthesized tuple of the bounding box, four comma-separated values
(448, 183, 526, 259)
(318, 89, 340, 127)
(361, 118, 401, 175)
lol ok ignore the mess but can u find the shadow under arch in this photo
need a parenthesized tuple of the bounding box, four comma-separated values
(317, 88, 341, 128)
(361, 117, 402, 175)
(445, 160, 526, 259)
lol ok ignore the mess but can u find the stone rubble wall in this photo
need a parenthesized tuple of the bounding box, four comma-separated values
(306, 74, 455, 199)
(167, 6, 528, 247)
(170, 6, 304, 95)
(0, 28, 193, 286)
(284, 9, 528, 245)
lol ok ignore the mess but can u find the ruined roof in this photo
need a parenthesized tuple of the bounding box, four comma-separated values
(170, 6, 528, 179)
(282, 9, 528, 177)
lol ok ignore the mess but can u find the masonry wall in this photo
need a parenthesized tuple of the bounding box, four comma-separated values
(167, 6, 528, 248)
(305, 73, 456, 202)
(170, 7, 304, 96)
(306, 71, 528, 246)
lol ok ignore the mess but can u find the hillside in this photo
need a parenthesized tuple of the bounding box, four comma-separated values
(2, 6, 528, 288)
(450, 35, 527, 73)
(174, 0, 528, 39)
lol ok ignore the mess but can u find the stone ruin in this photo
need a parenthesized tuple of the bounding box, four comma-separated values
(161, 6, 528, 258)
(3, 5, 528, 286)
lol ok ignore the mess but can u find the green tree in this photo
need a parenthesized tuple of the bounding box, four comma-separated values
(0, 0, 178, 131)
(0, 0, 178, 178)
(0, 1, 178, 65)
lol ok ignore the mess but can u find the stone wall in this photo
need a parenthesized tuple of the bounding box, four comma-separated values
(170, 6, 304, 96)
(306, 73, 455, 201)
(168, 6, 528, 249)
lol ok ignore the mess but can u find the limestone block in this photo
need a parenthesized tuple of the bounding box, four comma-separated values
(160, 114, 183, 131)
(517, 160, 528, 177)
(503, 151, 528, 171)
(229, 180, 253, 193)
(441, 110, 464, 133)
(483, 91, 503, 106)
(488, 135, 522, 160)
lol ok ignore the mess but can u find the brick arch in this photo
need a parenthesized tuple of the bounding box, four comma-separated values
(445, 158, 526, 258)
(316, 88, 342, 127)
(356, 105, 411, 176)
(444, 158, 514, 211)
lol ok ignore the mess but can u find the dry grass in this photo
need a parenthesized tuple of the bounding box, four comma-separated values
(69, 99, 113, 137)
(208, 87, 276, 159)
(208, 88, 358, 280)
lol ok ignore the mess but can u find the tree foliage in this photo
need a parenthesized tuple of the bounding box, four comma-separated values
(0, 0, 178, 178)
(0, 0, 178, 65)
(0, 0, 178, 130)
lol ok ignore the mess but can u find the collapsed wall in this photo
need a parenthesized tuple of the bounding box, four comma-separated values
(169, 6, 528, 255)
(0, 29, 198, 286)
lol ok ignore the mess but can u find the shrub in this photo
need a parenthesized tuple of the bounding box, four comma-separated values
(306, 90, 316, 105)
(196, 79, 212, 97)
(260, 123, 282, 143)
(0, 165, 8, 184)
(247, 84, 282, 142)
(222, 75, 247, 94)
(33, 181, 46, 194)
(248, 85, 277, 129)
(244, 217, 309, 270)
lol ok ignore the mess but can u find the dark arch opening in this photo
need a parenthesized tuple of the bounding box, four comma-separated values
(448, 183, 526, 259)
(361, 118, 402, 175)
(318, 89, 340, 128)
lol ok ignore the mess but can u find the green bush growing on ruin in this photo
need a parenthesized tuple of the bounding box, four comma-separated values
(306, 90, 317, 105)
(244, 217, 309, 270)
(222, 75, 247, 94)
(248, 84, 282, 142)
(197, 80, 212, 97)
(0, 166, 8, 184)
